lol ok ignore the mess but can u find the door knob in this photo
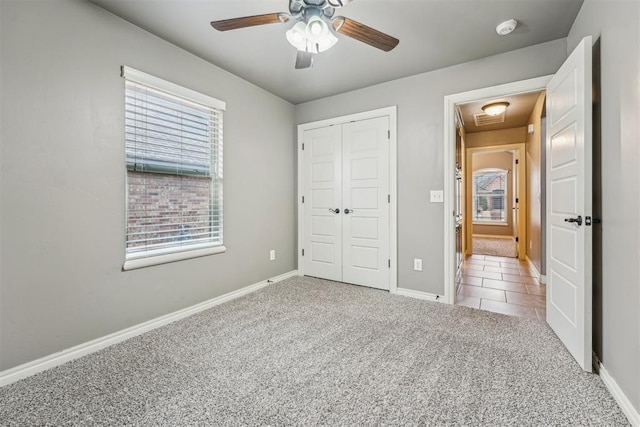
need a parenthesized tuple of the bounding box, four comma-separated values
(564, 215, 583, 226)
(344, 208, 352, 214)
(329, 208, 340, 214)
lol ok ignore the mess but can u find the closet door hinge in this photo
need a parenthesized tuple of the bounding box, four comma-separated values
(302, 143, 305, 150)
(302, 249, 305, 256)
(302, 196, 305, 203)
(388, 130, 390, 139)
(388, 259, 391, 268)
(388, 194, 391, 203)
(515, 159, 519, 164)
(515, 237, 519, 243)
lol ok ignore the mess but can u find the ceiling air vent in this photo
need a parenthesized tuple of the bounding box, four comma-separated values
(474, 111, 506, 127)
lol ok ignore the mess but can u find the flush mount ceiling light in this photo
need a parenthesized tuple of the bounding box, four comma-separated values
(211, 0, 399, 70)
(496, 19, 518, 36)
(482, 101, 510, 116)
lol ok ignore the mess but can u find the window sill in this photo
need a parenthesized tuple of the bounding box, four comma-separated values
(123, 245, 226, 271)
(473, 222, 509, 227)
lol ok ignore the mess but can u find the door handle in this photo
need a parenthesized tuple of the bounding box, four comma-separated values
(344, 208, 353, 215)
(564, 215, 583, 226)
(329, 208, 340, 214)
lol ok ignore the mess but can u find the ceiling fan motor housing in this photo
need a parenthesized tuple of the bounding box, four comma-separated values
(289, 0, 336, 20)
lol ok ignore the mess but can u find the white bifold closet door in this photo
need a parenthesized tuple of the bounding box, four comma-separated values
(303, 116, 390, 290)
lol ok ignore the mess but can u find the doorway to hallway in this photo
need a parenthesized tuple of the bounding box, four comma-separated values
(456, 254, 546, 320)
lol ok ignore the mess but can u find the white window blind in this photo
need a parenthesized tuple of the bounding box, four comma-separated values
(122, 67, 225, 270)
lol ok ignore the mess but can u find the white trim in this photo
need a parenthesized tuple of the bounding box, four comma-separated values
(444, 75, 553, 305)
(121, 66, 226, 111)
(123, 245, 227, 271)
(525, 255, 546, 284)
(0, 270, 299, 388)
(595, 357, 640, 426)
(392, 287, 444, 303)
(472, 222, 510, 227)
(297, 106, 398, 293)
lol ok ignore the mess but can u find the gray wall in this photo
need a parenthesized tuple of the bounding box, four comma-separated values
(296, 40, 567, 295)
(567, 0, 640, 413)
(0, 0, 296, 370)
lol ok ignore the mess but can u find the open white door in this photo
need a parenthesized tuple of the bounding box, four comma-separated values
(546, 36, 593, 371)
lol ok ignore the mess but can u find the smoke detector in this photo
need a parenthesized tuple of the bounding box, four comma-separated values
(496, 19, 518, 36)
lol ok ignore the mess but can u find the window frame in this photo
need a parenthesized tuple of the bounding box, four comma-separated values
(472, 168, 508, 226)
(121, 66, 226, 271)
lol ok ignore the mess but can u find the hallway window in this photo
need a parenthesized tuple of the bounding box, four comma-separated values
(473, 169, 507, 223)
(121, 67, 226, 270)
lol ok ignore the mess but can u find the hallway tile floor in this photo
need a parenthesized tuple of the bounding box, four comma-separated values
(455, 255, 546, 320)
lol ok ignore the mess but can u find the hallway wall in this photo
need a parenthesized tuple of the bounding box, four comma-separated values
(525, 92, 547, 274)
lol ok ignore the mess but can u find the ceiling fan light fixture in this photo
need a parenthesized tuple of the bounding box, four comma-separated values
(287, 16, 338, 54)
(286, 21, 308, 51)
(305, 16, 328, 41)
(312, 30, 338, 53)
(482, 101, 510, 116)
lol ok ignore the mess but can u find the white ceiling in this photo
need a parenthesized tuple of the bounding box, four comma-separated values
(89, 0, 583, 104)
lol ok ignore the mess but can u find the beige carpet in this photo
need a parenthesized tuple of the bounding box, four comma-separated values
(0, 277, 629, 425)
(473, 236, 517, 257)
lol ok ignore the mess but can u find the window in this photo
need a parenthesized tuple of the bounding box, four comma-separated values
(472, 169, 507, 224)
(122, 67, 225, 270)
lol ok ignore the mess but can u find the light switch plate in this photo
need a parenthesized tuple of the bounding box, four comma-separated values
(414, 258, 423, 271)
(430, 190, 444, 203)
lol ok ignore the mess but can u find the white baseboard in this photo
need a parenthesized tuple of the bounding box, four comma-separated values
(524, 256, 547, 284)
(0, 270, 299, 388)
(594, 354, 640, 426)
(392, 287, 444, 303)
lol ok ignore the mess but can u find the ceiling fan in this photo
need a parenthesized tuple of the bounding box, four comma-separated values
(210, 0, 399, 69)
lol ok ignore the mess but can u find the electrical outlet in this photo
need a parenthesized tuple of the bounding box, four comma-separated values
(413, 258, 423, 271)
(269, 250, 276, 261)
(430, 190, 444, 203)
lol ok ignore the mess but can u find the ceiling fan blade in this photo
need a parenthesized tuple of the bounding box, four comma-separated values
(211, 13, 289, 31)
(295, 51, 314, 69)
(333, 17, 399, 52)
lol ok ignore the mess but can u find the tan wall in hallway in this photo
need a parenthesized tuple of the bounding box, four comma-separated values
(466, 127, 526, 148)
(525, 92, 546, 273)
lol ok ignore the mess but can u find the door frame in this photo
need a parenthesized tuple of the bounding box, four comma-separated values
(465, 143, 526, 260)
(297, 106, 398, 292)
(443, 76, 551, 305)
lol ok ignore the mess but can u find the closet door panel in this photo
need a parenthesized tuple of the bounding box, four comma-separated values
(303, 126, 343, 281)
(342, 117, 390, 290)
